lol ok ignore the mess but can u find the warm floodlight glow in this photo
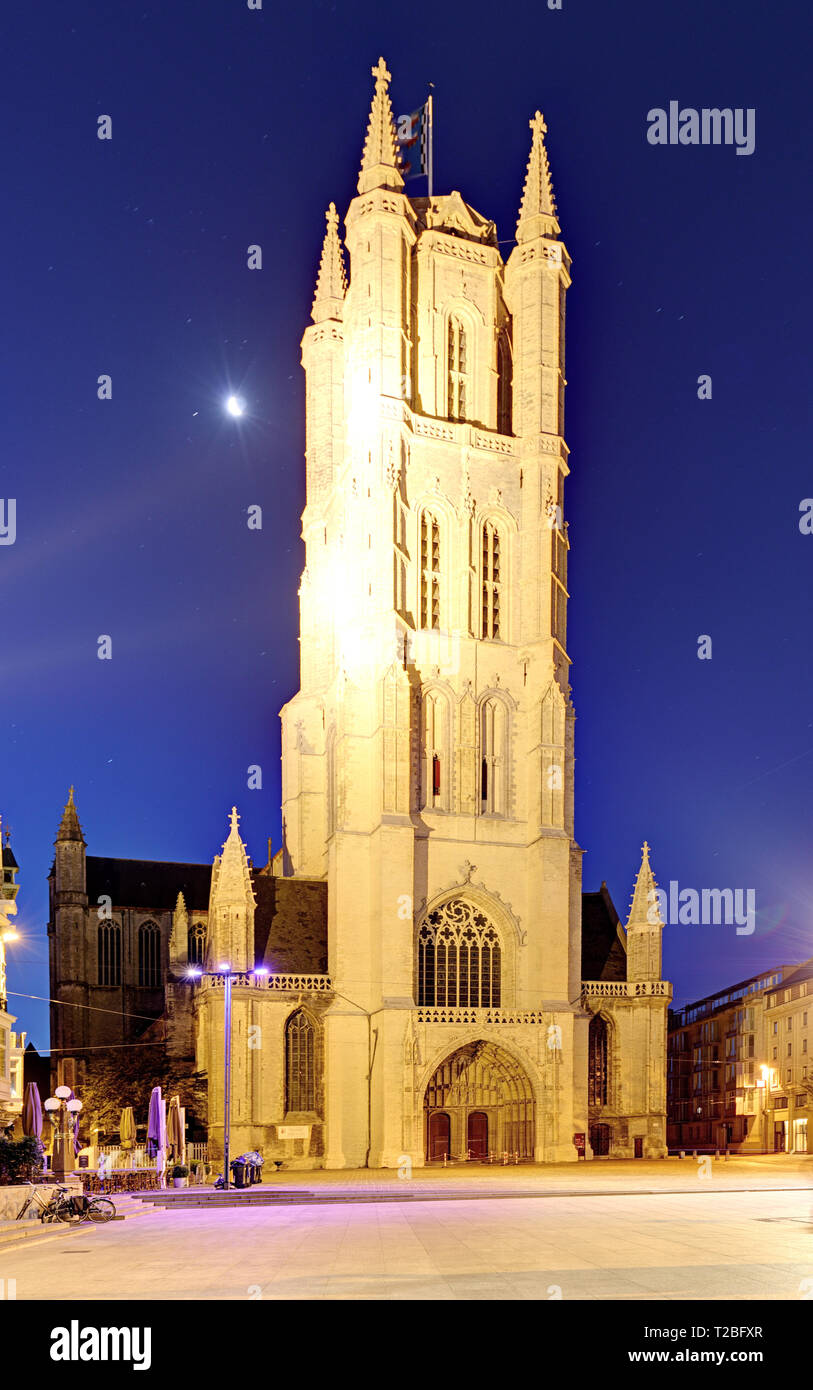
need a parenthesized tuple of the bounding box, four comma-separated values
(1, 930, 18, 942)
(225, 394, 245, 417)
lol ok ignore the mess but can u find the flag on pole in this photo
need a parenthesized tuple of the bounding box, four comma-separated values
(396, 100, 430, 181)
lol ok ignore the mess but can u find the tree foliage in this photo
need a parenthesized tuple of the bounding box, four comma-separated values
(76, 1047, 207, 1140)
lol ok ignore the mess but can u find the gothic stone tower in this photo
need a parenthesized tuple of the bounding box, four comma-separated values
(280, 58, 668, 1167)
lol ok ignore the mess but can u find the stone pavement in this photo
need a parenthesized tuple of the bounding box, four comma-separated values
(1, 1155, 810, 1301)
(188, 1152, 813, 1198)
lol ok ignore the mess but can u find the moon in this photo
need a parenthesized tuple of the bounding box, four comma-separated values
(226, 394, 245, 417)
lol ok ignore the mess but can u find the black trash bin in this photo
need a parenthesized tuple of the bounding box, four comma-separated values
(231, 1160, 247, 1189)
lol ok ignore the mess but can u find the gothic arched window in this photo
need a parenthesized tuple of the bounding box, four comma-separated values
(480, 697, 507, 815)
(497, 330, 512, 435)
(481, 520, 502, 640)
(422, 690, 449, 811)
(97, 921, 121, 987)
(588, 1014, 609, 1106)
(137, 920, 161, 989)
(418, 900, 501, 1008)
(326, 727, 337, 838)
(187, 922, 207, 967)
(285, 1010, 315, 1112)
(420, 510, 441, 630)
(447, 316, 468, 421)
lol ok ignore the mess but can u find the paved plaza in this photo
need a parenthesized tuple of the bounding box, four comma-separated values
(2, 1157, 812, 1301)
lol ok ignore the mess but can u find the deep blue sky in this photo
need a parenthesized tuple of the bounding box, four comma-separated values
(3, 0, 812, 1050)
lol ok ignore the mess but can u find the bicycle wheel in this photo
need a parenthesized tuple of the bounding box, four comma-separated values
(86, 1197, 116, 1223)
(54, 1200, 75, 1223)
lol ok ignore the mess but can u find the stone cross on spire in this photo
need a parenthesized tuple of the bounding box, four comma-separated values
(358, 55, 404, 195)
(516, 109, 560, 243)
(311, 202, 347, 323)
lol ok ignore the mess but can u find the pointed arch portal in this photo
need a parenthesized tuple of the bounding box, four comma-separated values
(424, 1040, 535, 1161)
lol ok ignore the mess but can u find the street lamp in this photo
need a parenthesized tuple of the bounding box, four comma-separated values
(187, 964, 269, 1189)
(44, 1088, 83, 1180)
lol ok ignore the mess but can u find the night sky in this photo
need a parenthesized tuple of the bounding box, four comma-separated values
(3, 0, 812, 1050)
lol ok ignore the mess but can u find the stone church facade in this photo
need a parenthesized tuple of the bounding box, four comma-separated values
(48, 59, 671, 1167)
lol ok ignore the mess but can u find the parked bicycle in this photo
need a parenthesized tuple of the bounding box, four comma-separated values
(15, 1182, 116, 1224)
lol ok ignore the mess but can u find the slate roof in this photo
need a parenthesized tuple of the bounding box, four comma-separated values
(86, 857, 213, 912)
(581, 882, 627, 982)
(253, 874, 328, 975)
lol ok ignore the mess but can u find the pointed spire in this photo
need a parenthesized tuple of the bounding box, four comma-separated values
(311, 203, 347, 323)
(516, 110, 560, 243)
(357, 56, 404, 195)
(56, 786, 85, 844)
(627, 841, 664, 928)
(211, 806, 256, 908)
(169, 891, 189, 970)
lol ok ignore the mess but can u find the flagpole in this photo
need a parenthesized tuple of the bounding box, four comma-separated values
(427, 92, 434, 200)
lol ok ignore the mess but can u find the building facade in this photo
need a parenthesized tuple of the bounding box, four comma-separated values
(667, 961, 813, 1154)
(762, 963, 813, 1154)
(48, 59, 672, 1166)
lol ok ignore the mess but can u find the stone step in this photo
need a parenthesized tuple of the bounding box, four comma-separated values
(0, 1219, 92, 1251)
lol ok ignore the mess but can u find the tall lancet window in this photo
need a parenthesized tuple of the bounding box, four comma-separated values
(393, 486, 408, 618)
(285, 1010, 315, 1112)
(420, 511, 441, 630)
(588, 1014, 609, 1106)
(97, 921, 121, 987)
(497, 330, 512, 435)
(423, 690, 449, 811)
(188, 922, 207, 967)
(138, 920, 160, 989)
(447, 316, 468, 421)
(480, 697, 507, 816)
(481, 521, 501, 640)
(326, 727, 337, 838)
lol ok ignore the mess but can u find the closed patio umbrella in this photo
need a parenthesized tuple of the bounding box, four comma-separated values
(119, 1106, 136, 1169)
(167, 1095, 185, 1167)
(146, 1086, 167, 1188)
(22, 1082, 42, 1140)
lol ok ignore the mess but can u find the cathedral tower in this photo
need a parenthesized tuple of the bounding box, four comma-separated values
(280, 59, 585, 1167)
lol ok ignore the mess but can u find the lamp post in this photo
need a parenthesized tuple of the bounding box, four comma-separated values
(44, 1086, 83, 1180)
(187, 964, 269, 1189)
(757, 1064, 773, 1153)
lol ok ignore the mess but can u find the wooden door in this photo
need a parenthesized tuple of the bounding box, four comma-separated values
(467, 1110, 488, 1159)
(428, 1111, 450, 1160)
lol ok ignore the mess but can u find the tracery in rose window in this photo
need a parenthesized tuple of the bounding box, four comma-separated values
(417, 899, 501, 1008)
